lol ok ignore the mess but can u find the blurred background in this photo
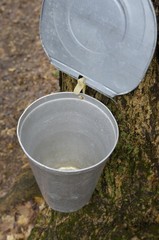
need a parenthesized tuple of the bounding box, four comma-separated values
(0, 0, 59, 238)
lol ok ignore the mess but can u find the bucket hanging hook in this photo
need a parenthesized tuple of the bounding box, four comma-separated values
(74, 77, 86, 95)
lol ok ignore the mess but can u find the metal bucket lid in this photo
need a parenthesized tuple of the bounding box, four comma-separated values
(40, 0, 157, 97)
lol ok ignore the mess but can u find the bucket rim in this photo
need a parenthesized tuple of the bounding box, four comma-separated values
(17, 92, 119, 175)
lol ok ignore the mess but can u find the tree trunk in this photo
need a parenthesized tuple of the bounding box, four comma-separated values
(29, 4, 159, 238)
(1, 1, 158, 239)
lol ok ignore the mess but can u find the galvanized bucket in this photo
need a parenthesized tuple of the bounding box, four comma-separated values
(17, 92, 119, 212)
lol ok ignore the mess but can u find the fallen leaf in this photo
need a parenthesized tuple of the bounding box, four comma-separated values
(17, 215, 29, 226)
(8, 68, 16, 73)
(24, 224, 34, 239)
(34, 197, 45, 211)
(13, 234, 25, 239)
(6, 235, 15, 240)
(0, 215, 15, 233)
(34, 196, 44, 205)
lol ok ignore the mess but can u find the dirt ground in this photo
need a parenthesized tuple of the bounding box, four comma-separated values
(0, 0, 59, 238)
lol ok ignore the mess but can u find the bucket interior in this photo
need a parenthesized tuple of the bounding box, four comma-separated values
(18, 94, 118, 170)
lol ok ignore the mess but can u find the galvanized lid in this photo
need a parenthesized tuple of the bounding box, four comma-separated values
(40, 0, 157, 97)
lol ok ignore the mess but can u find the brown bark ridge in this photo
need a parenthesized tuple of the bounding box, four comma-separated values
(28, 1, 159, 239)
(2, 1, 158, 239)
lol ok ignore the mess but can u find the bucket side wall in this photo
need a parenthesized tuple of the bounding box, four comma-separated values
(29, 160, 106, 212)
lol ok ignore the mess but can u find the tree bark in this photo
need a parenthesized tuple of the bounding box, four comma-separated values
(29, 2, 159, 237)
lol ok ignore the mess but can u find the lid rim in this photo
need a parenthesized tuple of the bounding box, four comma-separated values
(40, 0, 157, 97)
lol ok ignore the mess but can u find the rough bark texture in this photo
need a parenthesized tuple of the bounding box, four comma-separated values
(1, 1, 158, 239)
(28, 2, 159, 239)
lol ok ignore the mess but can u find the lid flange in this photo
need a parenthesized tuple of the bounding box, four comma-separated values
(40, 0, 157, 97)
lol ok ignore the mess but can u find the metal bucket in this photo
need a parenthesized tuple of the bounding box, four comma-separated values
(17, 92, 119, 212)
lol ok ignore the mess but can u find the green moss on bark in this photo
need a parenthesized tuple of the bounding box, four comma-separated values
(28, 55, 159, 239)
(29, 1, 159, 239)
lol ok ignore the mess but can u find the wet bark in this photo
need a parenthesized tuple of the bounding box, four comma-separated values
(1, 1, 158, 239)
